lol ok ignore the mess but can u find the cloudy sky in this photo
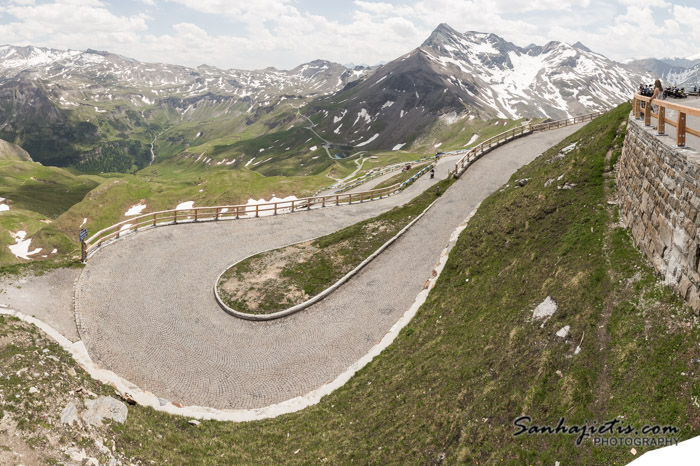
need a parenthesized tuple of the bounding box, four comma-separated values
(0, 0, 699, 70)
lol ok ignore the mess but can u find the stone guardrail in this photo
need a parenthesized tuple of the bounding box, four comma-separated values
(633, 92, 700, 147)
(453, 112, 605, 178)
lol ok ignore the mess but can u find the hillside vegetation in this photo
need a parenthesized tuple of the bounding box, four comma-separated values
(3, 102, 699, 464)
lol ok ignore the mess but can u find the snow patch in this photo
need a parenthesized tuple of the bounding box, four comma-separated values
(434, 143, 442, 148)
(309, 145, 318, 151)
(381, 100, 394, 109)
(245, 195, 299, 217)
(0, 197, 8, 212)
(466, 134, 479, 146)
(355, 133, 379, 147)
(333, 110, 347, 123)
(125, 203, 147, 216)
(392, 143, 406, 151)
(245, 158, 255, 167)
(175, 201, 194, 210)
(353, 108, 371, 126)
(8, 231, 42, 260)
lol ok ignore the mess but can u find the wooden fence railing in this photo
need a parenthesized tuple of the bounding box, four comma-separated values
(453, 111, 604, 177)
(84, 182, 408, 260)
(633, 93, 700, 147)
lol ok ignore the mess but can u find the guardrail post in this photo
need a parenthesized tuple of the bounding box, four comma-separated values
(274, 203, 278, 215)
(255, 204, 259, 217)
(153, 213, 156, 226)
(291, 200, 295, 212)
(658, 106, 666, 135)
(173, 210, 177, 224)
(215, 208, 219, 220)
(644, 100, 651, 126)
(194, 209, 198, 222)
(336, 195, 339, 205)
(322, 197, 326, 207)
(677, 111, 687, 147)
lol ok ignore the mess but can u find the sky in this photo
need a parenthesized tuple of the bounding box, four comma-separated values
(0, 0, 699, 70)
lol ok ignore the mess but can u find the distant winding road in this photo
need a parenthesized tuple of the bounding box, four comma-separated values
(74, 124, 581, 410)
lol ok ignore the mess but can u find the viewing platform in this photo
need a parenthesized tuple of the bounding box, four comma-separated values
(632, 94, 700, 153)
(619, 95, 700, 312)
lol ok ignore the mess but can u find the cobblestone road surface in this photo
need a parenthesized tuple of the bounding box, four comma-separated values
(75, 125, 581, 409)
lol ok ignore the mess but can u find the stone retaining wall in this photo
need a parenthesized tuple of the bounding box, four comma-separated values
(617, 116, 700, 311)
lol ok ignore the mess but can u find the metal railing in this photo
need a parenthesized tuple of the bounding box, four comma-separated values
(453, 112, 604, 177)
(633, 93, 700, 147)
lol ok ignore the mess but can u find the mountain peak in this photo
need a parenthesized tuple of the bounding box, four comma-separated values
(572, 41, 592, 53)
(421, 23, 461, 48)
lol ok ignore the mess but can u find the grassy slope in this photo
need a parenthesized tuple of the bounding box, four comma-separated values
(217, 176, 452, 314)
(3, 102, 695, 464)
(0, 161, 103, 267)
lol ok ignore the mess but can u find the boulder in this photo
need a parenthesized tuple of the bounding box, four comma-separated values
(82, 397, 128, 427)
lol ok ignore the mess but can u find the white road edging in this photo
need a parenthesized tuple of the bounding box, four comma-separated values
(2, 204, 480, 422)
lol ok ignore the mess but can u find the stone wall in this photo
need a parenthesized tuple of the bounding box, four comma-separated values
(617, 116, 700, 311)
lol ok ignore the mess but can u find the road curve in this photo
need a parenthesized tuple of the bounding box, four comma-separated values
(75, 125, 581, 410)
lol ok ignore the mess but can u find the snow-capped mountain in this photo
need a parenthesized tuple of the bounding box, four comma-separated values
(0, 45, 372, 169)
(0, 25, 652, 168)
(304, 23, 649, 151)
(0, 45, 367, 107)
(626, 57, 700, 88)
(418, 24, 647, 119)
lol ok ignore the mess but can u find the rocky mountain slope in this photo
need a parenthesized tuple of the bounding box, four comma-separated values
(0, 24, 650, 167)
(0, 45, 370, 170)
(301, 23, 649, 151)
(627, 57, 700, 88)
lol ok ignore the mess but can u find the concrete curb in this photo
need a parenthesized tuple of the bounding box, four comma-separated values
(1, 203, 480, 422)
(214, 188, 443, 321)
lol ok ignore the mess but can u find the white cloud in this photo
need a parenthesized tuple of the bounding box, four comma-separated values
(0, 0, 697, 70)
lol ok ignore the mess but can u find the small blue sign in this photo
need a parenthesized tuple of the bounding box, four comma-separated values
(79, 228, 88, 242)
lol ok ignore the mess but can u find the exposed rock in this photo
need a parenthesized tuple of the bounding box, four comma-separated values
(555, 325, 570, 338)
(60, 402, 79, 426)
(532, 296, 557, 320)
(82, 397, 128, 427)
(188, 419, 201, 426)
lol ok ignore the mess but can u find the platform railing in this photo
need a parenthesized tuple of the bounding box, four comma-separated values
(633, 93, 700, 147)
